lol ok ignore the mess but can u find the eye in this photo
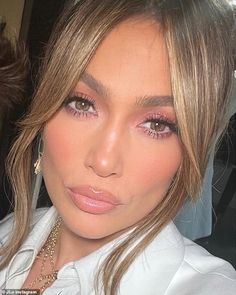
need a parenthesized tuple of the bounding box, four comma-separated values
(64, 93, 97, 117)
(75, 99, 92, 112)
(139, 115, 178, 139)
(149, 121, 167, 133)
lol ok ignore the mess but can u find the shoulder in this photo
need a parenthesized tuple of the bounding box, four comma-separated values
(167, 236, 236, 294)
(116, 222, 236, 294)
(0, 207, 50, 246)
(138, 222, 236, 294)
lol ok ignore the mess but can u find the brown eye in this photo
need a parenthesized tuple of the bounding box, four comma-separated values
(150, 121, 166, 132)
(139, 117, 177, 140)
(75, 99, 91, 111)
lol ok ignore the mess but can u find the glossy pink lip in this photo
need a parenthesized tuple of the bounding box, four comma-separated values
(67, 185, 121, 214)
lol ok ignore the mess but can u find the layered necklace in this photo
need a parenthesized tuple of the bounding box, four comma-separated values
(29, 216, 62, 292)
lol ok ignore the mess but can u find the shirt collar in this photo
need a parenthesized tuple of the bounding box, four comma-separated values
(55, 218, 184, 294)
(6, 207, 58, 281)
(6, 206, 185, 293)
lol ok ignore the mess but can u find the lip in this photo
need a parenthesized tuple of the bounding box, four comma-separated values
(66, 185, 121, 214)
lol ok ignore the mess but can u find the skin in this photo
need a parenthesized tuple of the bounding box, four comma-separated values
(40, 18, 182, 267)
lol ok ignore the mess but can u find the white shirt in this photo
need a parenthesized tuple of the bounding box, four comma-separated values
(0, 206, 236, 294)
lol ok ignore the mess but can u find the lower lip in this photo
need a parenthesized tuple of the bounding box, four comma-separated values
(67, 189, 117, 214)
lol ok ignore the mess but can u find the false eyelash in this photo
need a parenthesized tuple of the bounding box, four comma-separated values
(63, 92, 98, 118)
(143, 114, 178, 133)
(64, 91, 96, 106)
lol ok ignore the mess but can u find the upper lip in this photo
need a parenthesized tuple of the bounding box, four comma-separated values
(67, 185, 121, 205)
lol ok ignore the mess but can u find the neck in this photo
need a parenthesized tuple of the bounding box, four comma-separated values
(54, 221, 119, 269)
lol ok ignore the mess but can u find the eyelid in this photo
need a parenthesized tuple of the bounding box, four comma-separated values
(143, 113, 176, 124)
(143, 113, 177, 128)
(138, 113, 178, 139)
(145, 118, 178, 133)
(64, 91, 96, 105)
(64, 91, 98, 117)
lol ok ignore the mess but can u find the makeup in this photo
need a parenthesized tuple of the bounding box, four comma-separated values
(67, 185, 121, 214)
(138, 112, 178, 139)
(64, 92, 97, 118)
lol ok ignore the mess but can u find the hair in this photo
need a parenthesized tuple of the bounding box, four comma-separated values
(0, 25, 29, 220)
(0, 27, 28, 112)
(1, 1, 234, 294)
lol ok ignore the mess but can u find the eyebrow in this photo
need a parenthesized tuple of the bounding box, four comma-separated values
(136, 95, 173, 107)
(80, 71, 110, 98)
(80, 71, 173, 107)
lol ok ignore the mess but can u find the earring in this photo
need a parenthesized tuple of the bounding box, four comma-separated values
(34, 153, 42, 175)
(34, 138, 43, 175)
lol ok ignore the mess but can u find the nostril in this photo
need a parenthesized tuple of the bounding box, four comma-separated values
(84, 129, 124, 178)
(87, 162, 120, 178)
(85, 148, 122, 178)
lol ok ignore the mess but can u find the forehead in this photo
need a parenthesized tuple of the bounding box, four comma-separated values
(83, 18, 172, 99)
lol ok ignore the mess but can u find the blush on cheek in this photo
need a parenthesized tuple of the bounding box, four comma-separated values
(140, 149, 180, 179)
(136, 160, 175, 190)
(129, 140, 182, 198)
(45, 135, 68, 161)
(42, 115, 75, 173)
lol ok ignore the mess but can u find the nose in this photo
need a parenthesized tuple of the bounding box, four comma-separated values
(84, 126, 124, 178)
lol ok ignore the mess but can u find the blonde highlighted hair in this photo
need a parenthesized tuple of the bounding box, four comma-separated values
(1, 1, 234, 294)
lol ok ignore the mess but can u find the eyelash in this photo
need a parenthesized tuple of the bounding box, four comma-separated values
(64, 93, 178, 140)
(64, 93, 97, 118)
(138, 114, 178, 139)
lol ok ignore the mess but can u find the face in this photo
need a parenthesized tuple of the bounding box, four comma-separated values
(42, 18, 182, 240)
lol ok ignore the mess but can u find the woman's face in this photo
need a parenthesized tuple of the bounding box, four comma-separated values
(42, 19, 182, 240)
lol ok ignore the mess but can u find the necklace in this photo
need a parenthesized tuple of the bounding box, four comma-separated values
(29, 216, 62, 292)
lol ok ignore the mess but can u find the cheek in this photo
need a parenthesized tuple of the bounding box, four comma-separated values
(128, 138, 182, 193)
(42, 112, 81, 174)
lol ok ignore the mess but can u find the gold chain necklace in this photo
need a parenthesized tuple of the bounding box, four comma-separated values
(29, 216, 62, 292)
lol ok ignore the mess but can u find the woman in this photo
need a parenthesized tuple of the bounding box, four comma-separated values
(0, 0, 235, 294)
